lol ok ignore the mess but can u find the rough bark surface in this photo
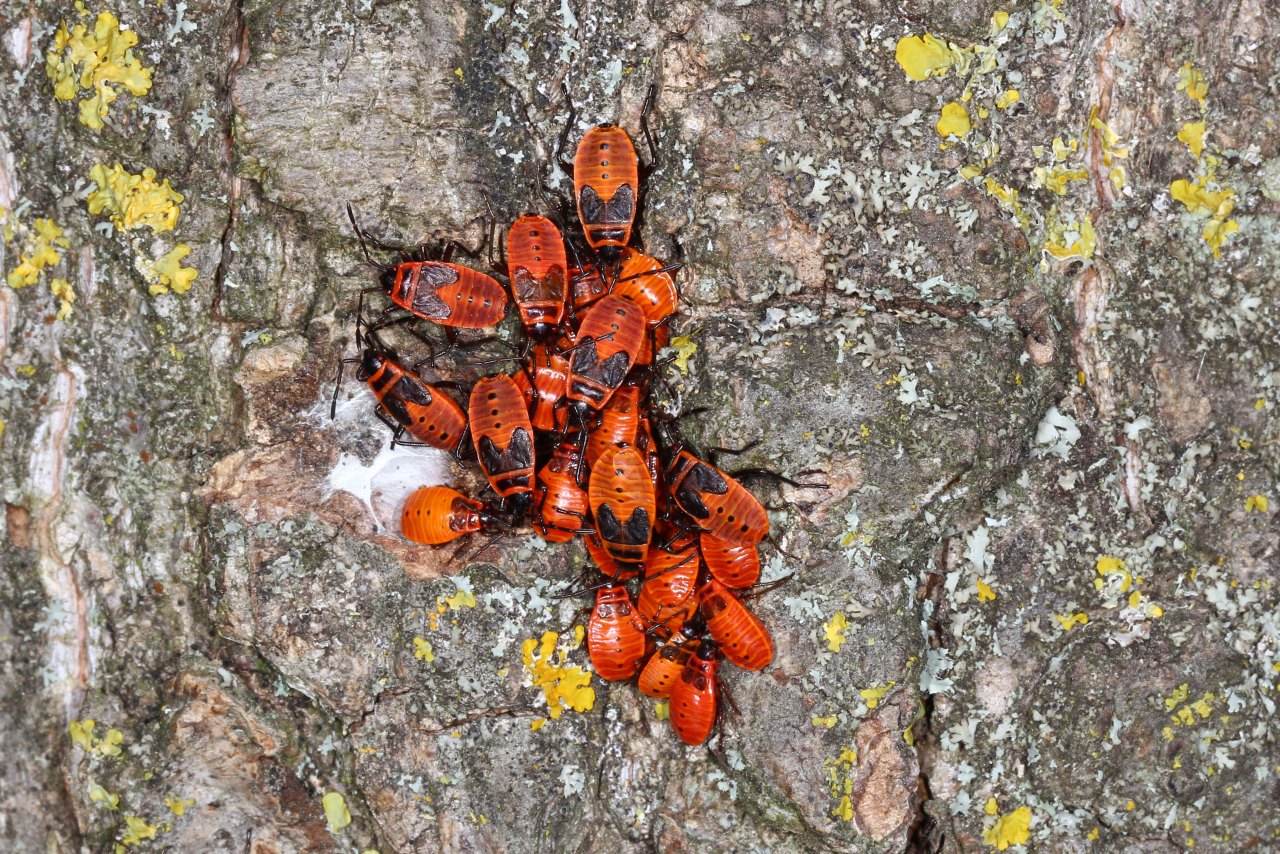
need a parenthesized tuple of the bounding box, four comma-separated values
(1, 0, 1277, 851)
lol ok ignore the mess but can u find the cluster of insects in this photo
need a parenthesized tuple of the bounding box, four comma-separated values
(333, 86, 818, 746)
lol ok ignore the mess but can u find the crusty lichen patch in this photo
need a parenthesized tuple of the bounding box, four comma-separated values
(45, 10, 153, 130)
(85, 162, 198, 296)
(520, 629, 594, 729)
(86, 163, 183, 234)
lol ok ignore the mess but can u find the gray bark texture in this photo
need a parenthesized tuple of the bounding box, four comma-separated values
(1, 0, 1277, 851)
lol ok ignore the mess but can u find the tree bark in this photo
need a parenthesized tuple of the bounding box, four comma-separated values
(2, 0, 1277, 851)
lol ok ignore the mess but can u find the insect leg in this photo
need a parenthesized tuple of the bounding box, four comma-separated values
(330, 357, 362, 419)
(555, 82, 578, 179)
(706, 439, 762, 468)
(639, 83, 660, 171)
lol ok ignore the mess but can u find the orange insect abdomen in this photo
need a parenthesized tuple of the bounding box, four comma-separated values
(589, 446, 656, 570)
(633, 320, 669, 368)
(586, 384, 642, 467)
(507, 216, 568, 332)
(513, 346, 569, 432)
(468, 375, 535, 499)
(641, 543, 698, 608)
(401, 486, 483, 544)
(668, 451, 770, 543)
(614, 249, 678, 327)
(636, 582, 698, 639)
(669, 645, 720, 745)
(571, 263, 608, 311)
(584, 533, 638, 581)
(587, 585, 649, 681)
(566, 295, 647, 413)
(535, 440, 588, 543)
(391, 262, 507, 328)
(366, 359, 468, 452)
(699, 534, 761, 589)
(574, 126, 639, 257)
(697, 578, 775, 671)
(638, 636, 700, 699)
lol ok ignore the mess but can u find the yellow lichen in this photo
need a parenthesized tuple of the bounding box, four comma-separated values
(1177, 61, 1207, 105)
(824, 611, 849, 652)
(521, 631, 595, 721)
(1201, 217, 1239, 257)
(45, 12, 153, 130)
(894, 34, 962, 81)
(412, 637, 435, 662)
(1244, 494, 1269, 513)
(984, 797, 1000, 815)
(1165, 683, 1190, 711)
(1178, 121, 1206, 159)
(7, 217, 69, 289)
(137, 244, 198, 296)
(983, 805, 1032, 850)
(823, 746, 858, 820)
(89, 783, 120, 809)
(444, 589, 475, 610)
(50, 277, 76, 320)
(812, 714, 838, 728)
(70, 719, 124, 757)
(936, 102, 971, 138)
(653, 700, 669, 721)
(976, 578, 997, 601)
(164, 796, 195, 816)
(1170, 179, 1234, 217)
(322, 792, 351, 833)
(860, 680, 896, 709)
(1033, 165, 1089, 196)
(1094, 555, 1132, 591)
(996, 89, 1020, 110)
(1170, 178, 1238, 256)
(1044, 217, 1096, 261)
(982, 177, 1029, 229)
(120, 815, 157, 846)
(1055, 612, 1088, 631)
(86, 163, 184, 234)
(670, 335, 698, 375)
(1089, 113, 1129, 190)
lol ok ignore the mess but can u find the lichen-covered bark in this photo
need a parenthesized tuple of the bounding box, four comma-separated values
(2, 0, 1277, 851)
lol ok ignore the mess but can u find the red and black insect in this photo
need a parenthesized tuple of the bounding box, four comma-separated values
(666, 450, 770, 544)
(564, 294, 647, 422)
(584, 532, 638, 581)
(332, 324, 469, 456)
(585, 381, 643, 467)
(636, 581, 698, 641)
(586, 583, 650, 681)
(558, 85, 658, 268)
(638, 631, 700, 699)
(699, 533, 761, 589)
(513, 343, 570, 433)
(640, 539, 699, 609)
(669, 641, 722, 746)
(506, 215, 568, 339)
(401, 486, 486, 545)
(468, 374, 536, 514)
(348, 204, 508, 331)
(613, 248, 679, 327)
(697, 577, 775, 671)
(534, 435, 591, 543)
(589, 445, 657, 572)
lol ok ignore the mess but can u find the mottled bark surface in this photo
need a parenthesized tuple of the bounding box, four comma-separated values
(1, 0, 1277, 851)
